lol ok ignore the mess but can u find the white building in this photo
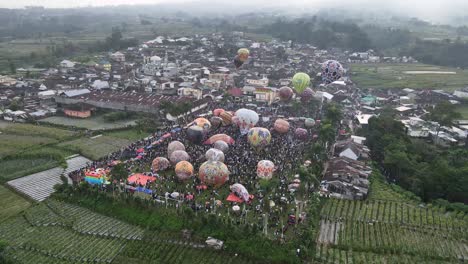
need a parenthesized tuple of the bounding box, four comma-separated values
(110, 52, 125, 62)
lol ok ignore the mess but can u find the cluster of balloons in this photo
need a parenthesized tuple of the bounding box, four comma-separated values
(321, 60, 344, 84)
(234, 48, 250, 69)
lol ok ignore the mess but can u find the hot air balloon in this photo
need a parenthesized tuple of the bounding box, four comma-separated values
(321, 60, 344, 84)
(220, 111, 233, 126)
(292, 72, 310, 94)
(175, 161, 194, 181)
(187, 125, 204, 144)
(231, 116, 240, 127)
(213, 140, 229, 153)
(230, 183, 250, 202)
(278, 86, 293, 101)
(210, 116, 223, 130)
(152, 157, 170, 172)
(233, 56, 244, 69)
(274, 119, 290, 134)
(300, 88, 314, 102)
(198, 161, 229, 187)
(237, 48, 250, 62)
(193, 117, 211, 131)
(295, 128, 308, 140)
(305, 118, 315, 128)
(205, 134, 235, 145)
(235, 108, 259, 135)
(257, 160, 275, 180)
(205, 148, 225, 162)
(170, 150, 190, 165)
(168, 141, 185, 157)
(213, 108, 225, 116)
(247, 127, 271, 148)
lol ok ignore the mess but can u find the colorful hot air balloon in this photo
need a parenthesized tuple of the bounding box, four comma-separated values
(193, 117, 211, 131)
(220, 111, 233, 126)
(210, 116, 223, 130)
(187, 125, 204, 144)
(235, 108, 259, 135)
(168, 141, 185, 157)
(204, 134, 235, 145)
(213, 108, 225, 116)
(233, 55, 244, 69)
(152, 157, 170, 172)
(295, 128, 308, 141)
(198, 161, 229, 187)
(300, 88, 314, 102)
(321, 60, 344, 84)
(247, 127, 271, 148)
(231, 115, 240, 127)
(274, 119, 290, 134)
(213, 140, 229, 153)
(278, 86, 293, 101)
(237, 48, 250, 62)
(175, 161, 194, 181)
(230, 183, 250, 202)
(305, 118, 315, 128)
(257, 160, 275, 180)
(292, 72, 310, 94)
(170, 150, 190, 165)
(205, 148, 225, 162)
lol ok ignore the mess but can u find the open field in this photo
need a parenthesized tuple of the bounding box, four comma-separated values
(0, 134, 57, 158)
(104, 128, 148, 141)
(0, 185, 31, 222)
(350, 63, 468, 91)
(39, 115, 137, 130)
(58, 136, 131, 160)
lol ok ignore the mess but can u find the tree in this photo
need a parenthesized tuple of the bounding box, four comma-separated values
(428, 101, 462, 128)
(111, 163, 128, 181)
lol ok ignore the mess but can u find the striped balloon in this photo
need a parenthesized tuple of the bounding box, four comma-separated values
(292, 72, 311, 94)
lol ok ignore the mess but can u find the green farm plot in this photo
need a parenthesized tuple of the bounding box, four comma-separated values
(0, 134, 57, 158)
(350, 63, 468, 91)
(0, 185, 30, 222)
(39, 115, 137, 130)
(105, 128, 149, 141)
(58, 136, 132, 160)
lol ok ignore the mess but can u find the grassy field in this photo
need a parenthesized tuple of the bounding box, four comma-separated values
(105, 128, 149, 141)
(58, 136, 131, 160)
(350, 63, 468, 91)
(455, 104, 468, 119)
(0, 185, 30, 222)
(39, 115, 137, 130)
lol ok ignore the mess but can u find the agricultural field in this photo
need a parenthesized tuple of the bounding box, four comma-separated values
(57, 136, 132, 160)
(315, 175, 468, 263)
(0, 185, 30, 222)
(104, 128, 149, 141)
(350, 63, 468, 91)
(39, 115, 138, 130)
(0, 200, 252, 264)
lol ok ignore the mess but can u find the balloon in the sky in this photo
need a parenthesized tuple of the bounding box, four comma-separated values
(321, 60, 344, 84)
(235, 108, 259, 135)
(198, 161, 229, 187)
(210, 116, 223, 130)
(213, 140, 229, 153)
(274, 119, 290, 134)
(237, 48, 250, 62)
(170, 150, 190, 165)
(167, 141, 185, 157)
(295, 128, 308, 141)
(205, 148, 225, 162)
(292, 72, 310, 94)
(152, 157, 170, 172)
(233, 56, 244, 69)
(220, 111, 233, 126)
(175, 161, 194, 181)
(205, 134, 235, 145)
(213, 108, 225, 116)
(230, 183, 250, 202)
(305, 118, 315, 128)
(300, 88, 314, 102)
(278, 86, 293, 101)
(193, 117, 211, 131)
(247, 127, 271, 148)
(257, 160, 275, 180)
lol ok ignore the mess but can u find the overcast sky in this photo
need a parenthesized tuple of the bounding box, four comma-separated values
(1, 0, 466, 23)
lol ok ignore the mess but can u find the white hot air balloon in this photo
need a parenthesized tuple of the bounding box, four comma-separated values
(235, 108, 259, 135)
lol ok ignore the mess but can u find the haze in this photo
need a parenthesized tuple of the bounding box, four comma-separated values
(1, 0, 466, 24)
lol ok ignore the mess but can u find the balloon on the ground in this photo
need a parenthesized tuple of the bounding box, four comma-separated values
(175, 161, 194, 181)
(187, 125, 204, 144)
(321, 60, 344, 84)
(152, 157, 170, 172)
(193, 117, 211, 131)
(230, 183, 250, 202)
(168, 141, 185, 157)
(220, 111, 233, 126)
(205, 148, 225, 162)
(305, 118, 315, 128)
(235, 108, 259, 135)
(210, 116, 223, 129)
(213, 140, 229, 153)
(292, 72, 310, 94)
(205, 134, 235, 145)
(278, 86, 293, 101)
(170, 150, 190, 165)
(274, 119, 290, 134)
(295, 128, 308, 140)
(198, 161, 230, 187)
(257, 160, 275, 180)
(237, 48, 250, 62)
(213, 108, 225, 116)
(247, 127, 271, 148)
(300, 88, 314, 102)
(231, 115, 240, 127)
